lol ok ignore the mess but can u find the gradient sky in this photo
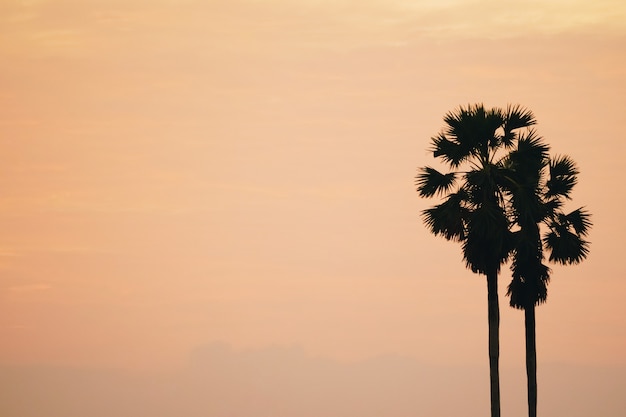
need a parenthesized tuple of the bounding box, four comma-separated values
(1, 0, 625, 416)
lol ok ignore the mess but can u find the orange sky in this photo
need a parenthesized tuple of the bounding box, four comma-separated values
(1, 0, 626, 415)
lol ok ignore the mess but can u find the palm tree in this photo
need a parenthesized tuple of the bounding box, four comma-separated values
(416, 104, 536, 417)
(504, 136, 591, 417)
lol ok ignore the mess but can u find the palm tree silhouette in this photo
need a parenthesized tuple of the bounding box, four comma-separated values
(503, 134, 591, 417)
(416, 104, 536, 417)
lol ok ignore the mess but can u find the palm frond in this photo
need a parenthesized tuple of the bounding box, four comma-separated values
(515, 130, 550, 165)
(443, 104, 504, 158)
(501, 104, 536, 147)
(486, 108, 506, 149)
(549, 155, 579, 177)
(504, 104, 537, 130)
(544, 229, 590, 265)
(564, 207, 592, 236)
(506, 277, 527, 309)
(542, 198, 563, 216)
(431, 133, 468, 167)
(421, 190, 469, 241)
(546, 155, 578, 200)
(416, 167, 457, 198)
(443, 106, 473, 144)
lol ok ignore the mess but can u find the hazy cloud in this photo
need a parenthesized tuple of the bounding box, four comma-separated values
(1, 343, 625, 417)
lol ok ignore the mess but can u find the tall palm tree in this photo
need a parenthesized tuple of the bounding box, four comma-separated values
(416, 104, 536, 417)
(503, 136, 591, 417)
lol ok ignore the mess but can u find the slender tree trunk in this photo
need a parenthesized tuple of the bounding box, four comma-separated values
(526, 304, 537, 417)
(487, 271, 500, 417)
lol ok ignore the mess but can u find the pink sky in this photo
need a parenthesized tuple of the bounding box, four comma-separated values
(1, 0, 625, 415)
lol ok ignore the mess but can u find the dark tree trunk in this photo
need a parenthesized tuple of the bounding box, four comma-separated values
(526, 305, 537, 417)
(487, 271, 501, 417)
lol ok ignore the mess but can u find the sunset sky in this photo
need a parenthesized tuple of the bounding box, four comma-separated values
(1, 0, 625, 416)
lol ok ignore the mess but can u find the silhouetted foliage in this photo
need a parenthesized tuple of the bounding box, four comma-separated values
(416, 103, 540, 417)
(502, 125, 591, 417)
(416, 103, 592, 417)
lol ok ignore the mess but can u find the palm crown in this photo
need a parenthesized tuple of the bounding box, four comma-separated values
(416, 103, 536, 275)
(504, 136, 591, 308)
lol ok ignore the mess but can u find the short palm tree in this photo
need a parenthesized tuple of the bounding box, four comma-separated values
(503, 135, 591, 417)
(416, 104, 536, 417)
